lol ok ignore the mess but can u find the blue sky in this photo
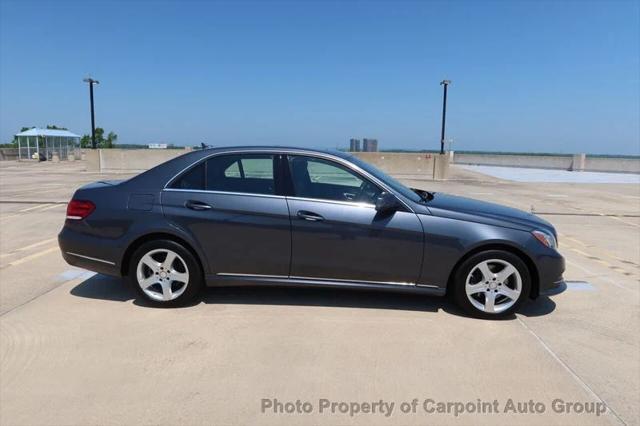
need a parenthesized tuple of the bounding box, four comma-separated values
(1, 0, 638, 154)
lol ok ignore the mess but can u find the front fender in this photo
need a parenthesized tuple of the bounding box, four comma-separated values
(416, 214, 536, 289)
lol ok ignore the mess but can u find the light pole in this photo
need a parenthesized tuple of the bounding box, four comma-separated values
(439, 79, 451, 155)
(83, 77, 99, 149)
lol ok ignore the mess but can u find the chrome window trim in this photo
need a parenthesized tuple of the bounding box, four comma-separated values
(163, 188, 285, 200)
(163, 189, 376, 209)
(163, 148, 414, 213)
(286, 196, 376, 209)
(66, 251, 116, 265)
(164, 150, 280, 190)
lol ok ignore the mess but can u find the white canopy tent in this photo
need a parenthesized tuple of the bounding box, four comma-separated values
(15, 128, 81, 160)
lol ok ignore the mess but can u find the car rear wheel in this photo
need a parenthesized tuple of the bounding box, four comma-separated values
(129, 240, 203, 307)
(452, 250, 530, 319)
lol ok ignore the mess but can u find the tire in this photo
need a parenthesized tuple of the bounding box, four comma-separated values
(128, 239, 204, 307)
(451, 250, 531, 319)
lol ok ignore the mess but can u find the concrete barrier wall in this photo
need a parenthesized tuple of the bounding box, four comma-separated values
(81, 148, 639, 175)
(353, 152, 436, 177)
(453, 153, 574, 170)
(86, 148, 192, 172)
(452, 152, 640, 173)
(585, 157, 640, 174)
(0, 148, 18, 161)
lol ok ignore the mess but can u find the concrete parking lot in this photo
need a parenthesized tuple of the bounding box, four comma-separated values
(0, 160, 638, 426)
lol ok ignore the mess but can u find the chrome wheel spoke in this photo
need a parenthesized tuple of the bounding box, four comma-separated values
(139, 275, 158, 289)
(162, 251, 177, 270)
(477, 261, 493, 281)
(484, 291, 496, 313)
(496, 264, 516, 283)
(498, 285, 519, 301)
(170, 271, 188, 284)
(466, 283, 485, 295)
(160, 280, 173, 301)
(141, 254, 160, 272)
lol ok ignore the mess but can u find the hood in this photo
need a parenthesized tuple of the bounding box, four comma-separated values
(426, 193, 556, 235)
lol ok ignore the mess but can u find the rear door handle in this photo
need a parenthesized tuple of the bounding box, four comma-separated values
(185, 200, 212, 211)
(297, 210, 324, 222)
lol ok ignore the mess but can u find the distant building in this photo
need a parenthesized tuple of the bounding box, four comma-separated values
(349, 138, 361, 152)
(362, 138, 378, 152)
(148, 143, 168, 149)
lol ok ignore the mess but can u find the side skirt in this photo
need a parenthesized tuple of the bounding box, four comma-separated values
(205, 273, 446, 297)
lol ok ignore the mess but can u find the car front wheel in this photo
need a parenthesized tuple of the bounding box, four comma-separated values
(129, 240, 203, 307)
(452, 250, 531, 319)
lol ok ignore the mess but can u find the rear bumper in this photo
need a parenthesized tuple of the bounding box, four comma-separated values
(58, 226, 122, 277)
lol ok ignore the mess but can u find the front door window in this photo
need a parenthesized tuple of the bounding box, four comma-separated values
(288, 156, 382, 204)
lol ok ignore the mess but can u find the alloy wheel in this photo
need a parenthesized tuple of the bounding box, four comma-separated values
(465, 259, 522, 314)
(136, 248, 190, 302)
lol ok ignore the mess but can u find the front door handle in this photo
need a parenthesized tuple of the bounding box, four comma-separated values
(343, 192, 356, 201)
(185, 200, 212, 211)
(297, 210, 324, 222)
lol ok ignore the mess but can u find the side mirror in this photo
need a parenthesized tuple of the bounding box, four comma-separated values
(375, 192, 400, 213)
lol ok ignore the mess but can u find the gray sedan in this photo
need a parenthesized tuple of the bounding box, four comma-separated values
(58, 146, 564, 318)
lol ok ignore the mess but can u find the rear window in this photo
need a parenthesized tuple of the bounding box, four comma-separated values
(170, 163, 205, 190)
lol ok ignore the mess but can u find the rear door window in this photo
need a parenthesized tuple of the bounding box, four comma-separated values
(207, 154, 276, 195)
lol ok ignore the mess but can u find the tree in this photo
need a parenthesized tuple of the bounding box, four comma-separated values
(79, 128, 118, 148)
(80, 135, 91, 148)
(106, 131, 118, 148)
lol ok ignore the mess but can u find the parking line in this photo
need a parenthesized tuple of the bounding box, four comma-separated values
(565, 259, 634, 292)
(0, 238, 58, 258)
(18, 204, 52, 213)
(607, 215, 640, 228)
(560, 234, 640, 270)
(1, 246, 60, 268)
(516, 317, 624, 425)
(39, 204, 65, 211)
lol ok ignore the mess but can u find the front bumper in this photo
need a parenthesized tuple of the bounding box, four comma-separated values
(532, 250, 565, 298)
(540, 279, 567, 296)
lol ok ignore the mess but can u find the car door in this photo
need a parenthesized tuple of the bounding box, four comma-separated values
(162, 153, 291, 278)
(285, 154, 423, 284)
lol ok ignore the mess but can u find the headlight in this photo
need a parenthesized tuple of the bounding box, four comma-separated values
(532, 230, 557, 249)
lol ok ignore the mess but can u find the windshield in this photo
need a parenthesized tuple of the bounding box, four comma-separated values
(346, 154, 424, 203)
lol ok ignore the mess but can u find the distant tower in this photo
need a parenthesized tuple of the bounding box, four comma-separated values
(363, 138, 378, 152)
(349, 138, 361, 152)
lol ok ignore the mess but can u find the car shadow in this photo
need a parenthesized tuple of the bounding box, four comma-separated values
(70, 274, 556, 319)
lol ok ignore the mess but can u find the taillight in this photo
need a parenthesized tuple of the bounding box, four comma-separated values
(66, 200, 96, 220)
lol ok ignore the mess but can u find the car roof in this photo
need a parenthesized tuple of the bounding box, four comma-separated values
(197, 145, 351, 158)
(126, 145, 353, 190)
